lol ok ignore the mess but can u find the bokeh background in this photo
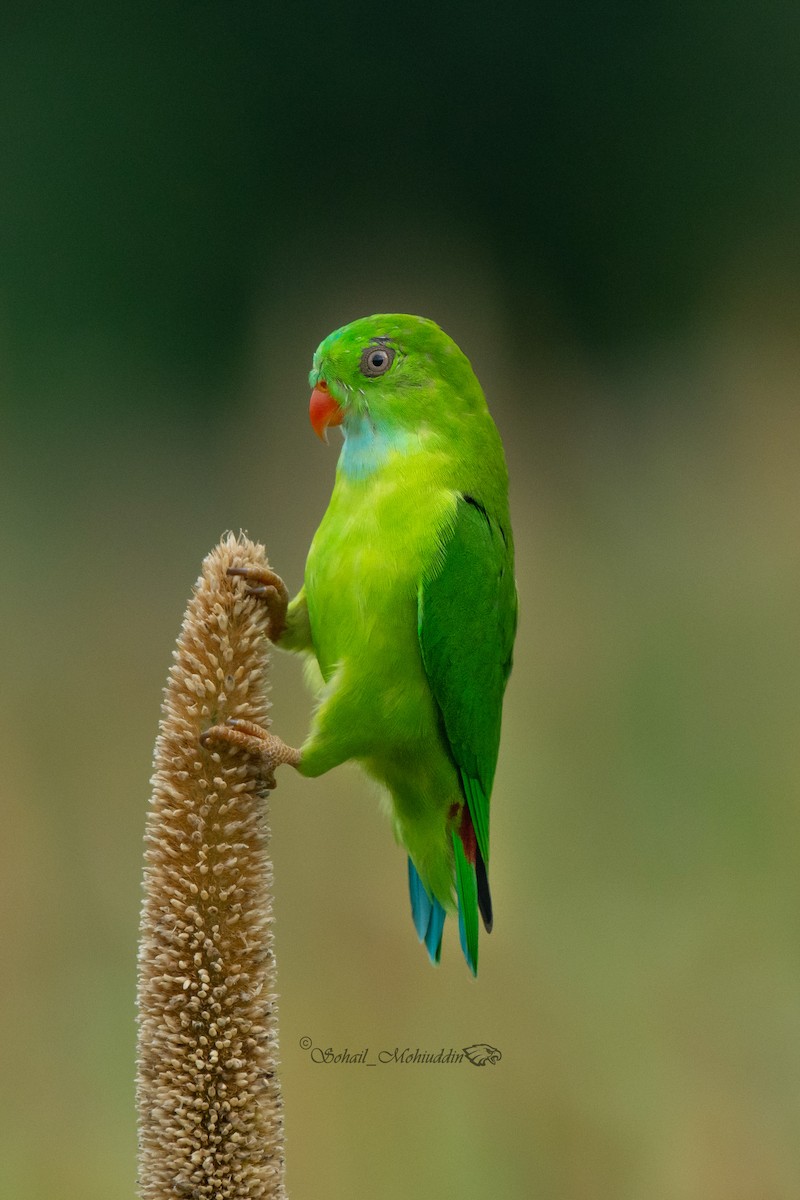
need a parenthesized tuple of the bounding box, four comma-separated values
(2, 3, 800, 1198)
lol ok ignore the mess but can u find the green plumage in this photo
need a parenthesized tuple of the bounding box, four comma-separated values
(279, 314, 517, 974)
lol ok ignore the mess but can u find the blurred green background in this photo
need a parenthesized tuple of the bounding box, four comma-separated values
(2, 3, 800, 1197)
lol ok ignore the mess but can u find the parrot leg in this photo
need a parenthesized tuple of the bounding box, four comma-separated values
(227, 565, 289, 641)
(200, 717, 300, 789)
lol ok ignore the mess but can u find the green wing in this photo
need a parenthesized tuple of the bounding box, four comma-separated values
(418, 494, 517, 866)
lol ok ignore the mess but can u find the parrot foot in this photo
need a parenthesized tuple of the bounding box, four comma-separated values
(227, 565, 288, 641)
(200, 717, 300, 789)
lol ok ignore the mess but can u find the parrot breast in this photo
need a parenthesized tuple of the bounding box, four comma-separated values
(304, 450, 455, 734)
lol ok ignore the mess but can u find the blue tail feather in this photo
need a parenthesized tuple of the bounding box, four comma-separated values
(407, 857, 446, 964)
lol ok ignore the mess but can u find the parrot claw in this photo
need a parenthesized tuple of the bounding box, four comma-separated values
(200, 717, 301, 789)
(227, 565, 289, 641)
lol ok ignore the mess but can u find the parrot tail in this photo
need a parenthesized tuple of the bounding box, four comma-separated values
(452, 830, 479, 975)
(456, 802, 493, 933)
(452, 805, 493, 976)
(407, 857, 446, 964)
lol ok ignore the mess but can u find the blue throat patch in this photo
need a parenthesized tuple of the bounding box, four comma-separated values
(338, 412, 415, 479)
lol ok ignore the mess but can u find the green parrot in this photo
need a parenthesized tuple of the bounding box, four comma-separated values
(207, 314, 517, 974)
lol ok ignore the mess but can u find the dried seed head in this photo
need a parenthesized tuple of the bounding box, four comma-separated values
(137, 533, 286, 1199)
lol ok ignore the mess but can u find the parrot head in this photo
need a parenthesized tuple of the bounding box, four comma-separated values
(307, 314, 483, 443)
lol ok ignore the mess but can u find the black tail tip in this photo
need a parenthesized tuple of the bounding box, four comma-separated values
(476, 851, 493, 933)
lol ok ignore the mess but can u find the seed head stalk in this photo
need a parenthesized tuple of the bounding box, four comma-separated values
(137, 533, 287, 1199)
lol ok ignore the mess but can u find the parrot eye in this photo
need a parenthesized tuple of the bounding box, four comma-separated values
(360, 345, 395, 377)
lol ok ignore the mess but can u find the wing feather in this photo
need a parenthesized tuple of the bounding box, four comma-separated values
(418, 494, 517, 866)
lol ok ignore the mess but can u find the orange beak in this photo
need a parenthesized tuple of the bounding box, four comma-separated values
(309, 381, 345, 441)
